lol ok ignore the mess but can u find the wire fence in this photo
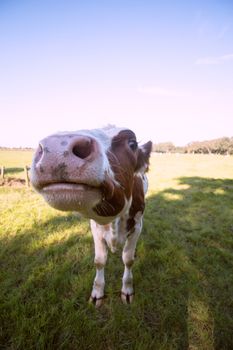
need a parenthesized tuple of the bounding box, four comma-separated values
(0, 165, 30, 187)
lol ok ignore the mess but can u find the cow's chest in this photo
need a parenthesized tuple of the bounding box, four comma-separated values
(103, 216, 129, 253)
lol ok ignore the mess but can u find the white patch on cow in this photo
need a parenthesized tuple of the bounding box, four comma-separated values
(90, 220, 108, 305)
(121, 210, 143, 302)
(142, 174, 149, 194)
(136, 164, 148, 175)
(136, 173, 149, 195)
(103, 126, 127, 139)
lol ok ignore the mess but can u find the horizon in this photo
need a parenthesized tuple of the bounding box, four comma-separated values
(1, 1, 233, 148)
(1, 133, 232, 150)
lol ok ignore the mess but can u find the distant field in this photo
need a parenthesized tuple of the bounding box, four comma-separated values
(0, 151, 233, 349)
(148, 153, 233, 193)
(0, 150, 34, 179)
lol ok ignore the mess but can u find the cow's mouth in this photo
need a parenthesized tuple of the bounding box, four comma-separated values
(38, 182, 102, 212)
(41, 182, 99, 192)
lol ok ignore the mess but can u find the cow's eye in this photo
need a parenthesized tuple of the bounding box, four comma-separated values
(128, 139, 138, 151)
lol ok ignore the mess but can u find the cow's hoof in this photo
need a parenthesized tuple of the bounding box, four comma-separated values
(89, 296, 104, 308)
(121, 292, 134, 304)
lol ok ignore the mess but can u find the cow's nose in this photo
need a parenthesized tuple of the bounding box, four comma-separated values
(33, 135, 98, 170)
(34, 143, 43, 165)
(72, 136, 93, 159)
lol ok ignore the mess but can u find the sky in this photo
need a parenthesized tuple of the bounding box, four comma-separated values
(0, 0, 233, 147)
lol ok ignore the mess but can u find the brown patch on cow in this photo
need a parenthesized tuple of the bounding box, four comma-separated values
(94, 180, 126, 217)
(93, 130, 151, 219)
(108, 130, 138, 198)
(93, 130, 138, 217)
(100, 173, 115, 201)
(127, 175, 145, 232)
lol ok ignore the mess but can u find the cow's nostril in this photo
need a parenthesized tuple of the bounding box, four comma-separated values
(34, 144, 43, 164)
(72, 137, 93, 159)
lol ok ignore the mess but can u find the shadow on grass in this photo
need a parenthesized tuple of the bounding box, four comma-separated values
(141, 176, 233, 349)
(0, 177, 233, 349)
(0, 213, 96, 348)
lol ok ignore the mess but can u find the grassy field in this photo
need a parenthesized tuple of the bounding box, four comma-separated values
(0, 150, 33, 179)
(0, 151, 233, 349)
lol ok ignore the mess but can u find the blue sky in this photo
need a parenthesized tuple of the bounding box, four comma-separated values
(1, 0, 233, 147)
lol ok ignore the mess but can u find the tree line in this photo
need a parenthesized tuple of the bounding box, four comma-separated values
(1, 137, 233, 155)
(153, 137, 233, 155)
(0, 147, 33, 151)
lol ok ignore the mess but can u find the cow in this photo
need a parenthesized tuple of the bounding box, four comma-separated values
(30, 127, 152, 307)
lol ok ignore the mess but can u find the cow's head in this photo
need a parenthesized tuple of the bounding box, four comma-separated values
(31, 127, 152, 224)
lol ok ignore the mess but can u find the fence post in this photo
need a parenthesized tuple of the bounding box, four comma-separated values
(1, 166, 4, 179)
(24, 166, 30, 187)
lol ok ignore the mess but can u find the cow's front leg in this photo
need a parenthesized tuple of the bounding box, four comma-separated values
(89, 220, 108, 307)
(121, 214, 142, 304)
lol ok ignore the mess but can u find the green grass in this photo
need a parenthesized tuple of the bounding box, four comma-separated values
(0, 150, 33, 179)
(1, 153, 233, 349)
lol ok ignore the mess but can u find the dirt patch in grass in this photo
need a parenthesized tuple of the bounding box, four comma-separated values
(0, 177, 27, 187)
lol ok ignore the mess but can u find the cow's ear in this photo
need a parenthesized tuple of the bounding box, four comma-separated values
(135, 141, 152, 173)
